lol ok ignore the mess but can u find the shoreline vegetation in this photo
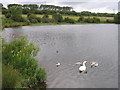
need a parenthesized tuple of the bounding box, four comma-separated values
(1, 3, 120, 29)
(2, 36, 47, 88)
(1, 14, 115, 29)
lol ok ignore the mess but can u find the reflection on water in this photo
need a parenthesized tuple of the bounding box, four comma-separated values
(2, 24, 118, 88)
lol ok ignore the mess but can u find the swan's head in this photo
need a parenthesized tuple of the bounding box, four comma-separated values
(83, 61, 87, 64)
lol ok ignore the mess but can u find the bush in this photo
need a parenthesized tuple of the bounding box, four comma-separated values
(42, 14, 50, 23)
(27, 13, 38, 23)
(77, 16, 84, 22)
(52, 13, 63, 22)
(36, 17, 42, 23)
(36, 68, 46, 82)
(92, 17, 100, 23)
(64, 17, 75, 24)
(5, 13, 11, 18)
(2, 36, 46, 87)
(106, 19, 114, 23)
(9, 6, 25, 22)
(2, 64, 22, 88)
(30, 19, 38, 23)
(84, 17, 93, 23)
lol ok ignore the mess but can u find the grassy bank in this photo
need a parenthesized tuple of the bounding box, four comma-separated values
(1, 14, 114, 29)
(22, 14, 114, 22)
(29, 22, 114, 26)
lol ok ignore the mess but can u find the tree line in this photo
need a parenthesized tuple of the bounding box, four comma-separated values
(1, 3, 120, 29)
(1, 3, 115, 17)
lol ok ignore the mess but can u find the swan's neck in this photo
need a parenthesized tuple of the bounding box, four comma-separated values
(83, 63, 86, 66)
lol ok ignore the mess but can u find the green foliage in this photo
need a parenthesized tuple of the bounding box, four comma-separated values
(27, 13, 41, 23)
(92, 17, 100, 23)
(77, 16, 84, 22)
(42, 14, 50, 23)
(36, 68, 46, 82)
(106, 19, 114, 23)
(2, 64, 22, 88)
(5, 13, 11, 18)
(36, 17, 42, 23)
(52, 13, 63, 22)
(114, 12, 120, 24)
(2, 36, 46, 88)
(79, 17, 100, 23)
(30, 19, 38, 23)
(23, 4, 39, 9)
(9, 6, 25, 22)
(64, 17, 75, 24)
(7, 4, 22, 9)
(40, 4, 72, 11)
(22, 8, 30, 14)
(84, 17, 93, 23)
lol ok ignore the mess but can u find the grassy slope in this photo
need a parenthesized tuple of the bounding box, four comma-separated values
(1, 14, 114, 28)
(1, 14, 114, 22)
(22, 14, 114, 22)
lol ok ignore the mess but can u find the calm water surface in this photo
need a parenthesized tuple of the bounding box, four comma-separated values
(2, 24, 118, 88)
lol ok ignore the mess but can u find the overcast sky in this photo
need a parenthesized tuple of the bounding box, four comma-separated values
(1, 0, 120, 13)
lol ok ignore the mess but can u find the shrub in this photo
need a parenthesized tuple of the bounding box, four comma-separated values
(106, 19, 114, 23)
(27, 13, 38, 23)
(2, 64, 22, 88)
(77, 16, 84, 22)
(84, 17, 93, 23)
(9, 6, 25, 22)
(92, 17, 100, 23)
(64, 17, 75, 24)
(52, 13, 63, 22)
(30, 19, 38, 23)
(2, 36, 46, 87)
(36, 17, 41, 23)
(5, 13, 11, 18)
(42, 14, 50, 23)
(36, 68, 46, 82)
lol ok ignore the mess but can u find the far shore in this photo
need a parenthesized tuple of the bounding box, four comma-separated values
(2, 22, 115, 29)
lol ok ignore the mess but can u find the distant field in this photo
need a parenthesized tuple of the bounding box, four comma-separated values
(22, 14, 114, 22)
(1, 14, 114, 22)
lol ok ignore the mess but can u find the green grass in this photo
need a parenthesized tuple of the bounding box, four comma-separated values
(22, 14, 114, 22)
(1, 14, 114, 29)
(2, 14, 114, 22)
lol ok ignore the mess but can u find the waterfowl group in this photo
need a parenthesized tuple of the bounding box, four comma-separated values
(56, 61, 98, 73)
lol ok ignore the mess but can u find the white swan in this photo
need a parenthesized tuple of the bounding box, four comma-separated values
(79, 61, 87, 73)
(56, 62, 61, 67)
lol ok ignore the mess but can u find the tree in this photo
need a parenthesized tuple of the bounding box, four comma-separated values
(52, 13, 63, 22)
(7, 4, 22, 8)
(78, 16, 84, 22)
(39, 4, 73, 11)
(22, 8, 30, 14)
(92, 17, 100, 23)
(42, 14, 50, 23)
(27, 13, 39, 23)
(114, 12, 120, 24)
(9, 6, 24, 22)
(64, 17, 75, 24)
